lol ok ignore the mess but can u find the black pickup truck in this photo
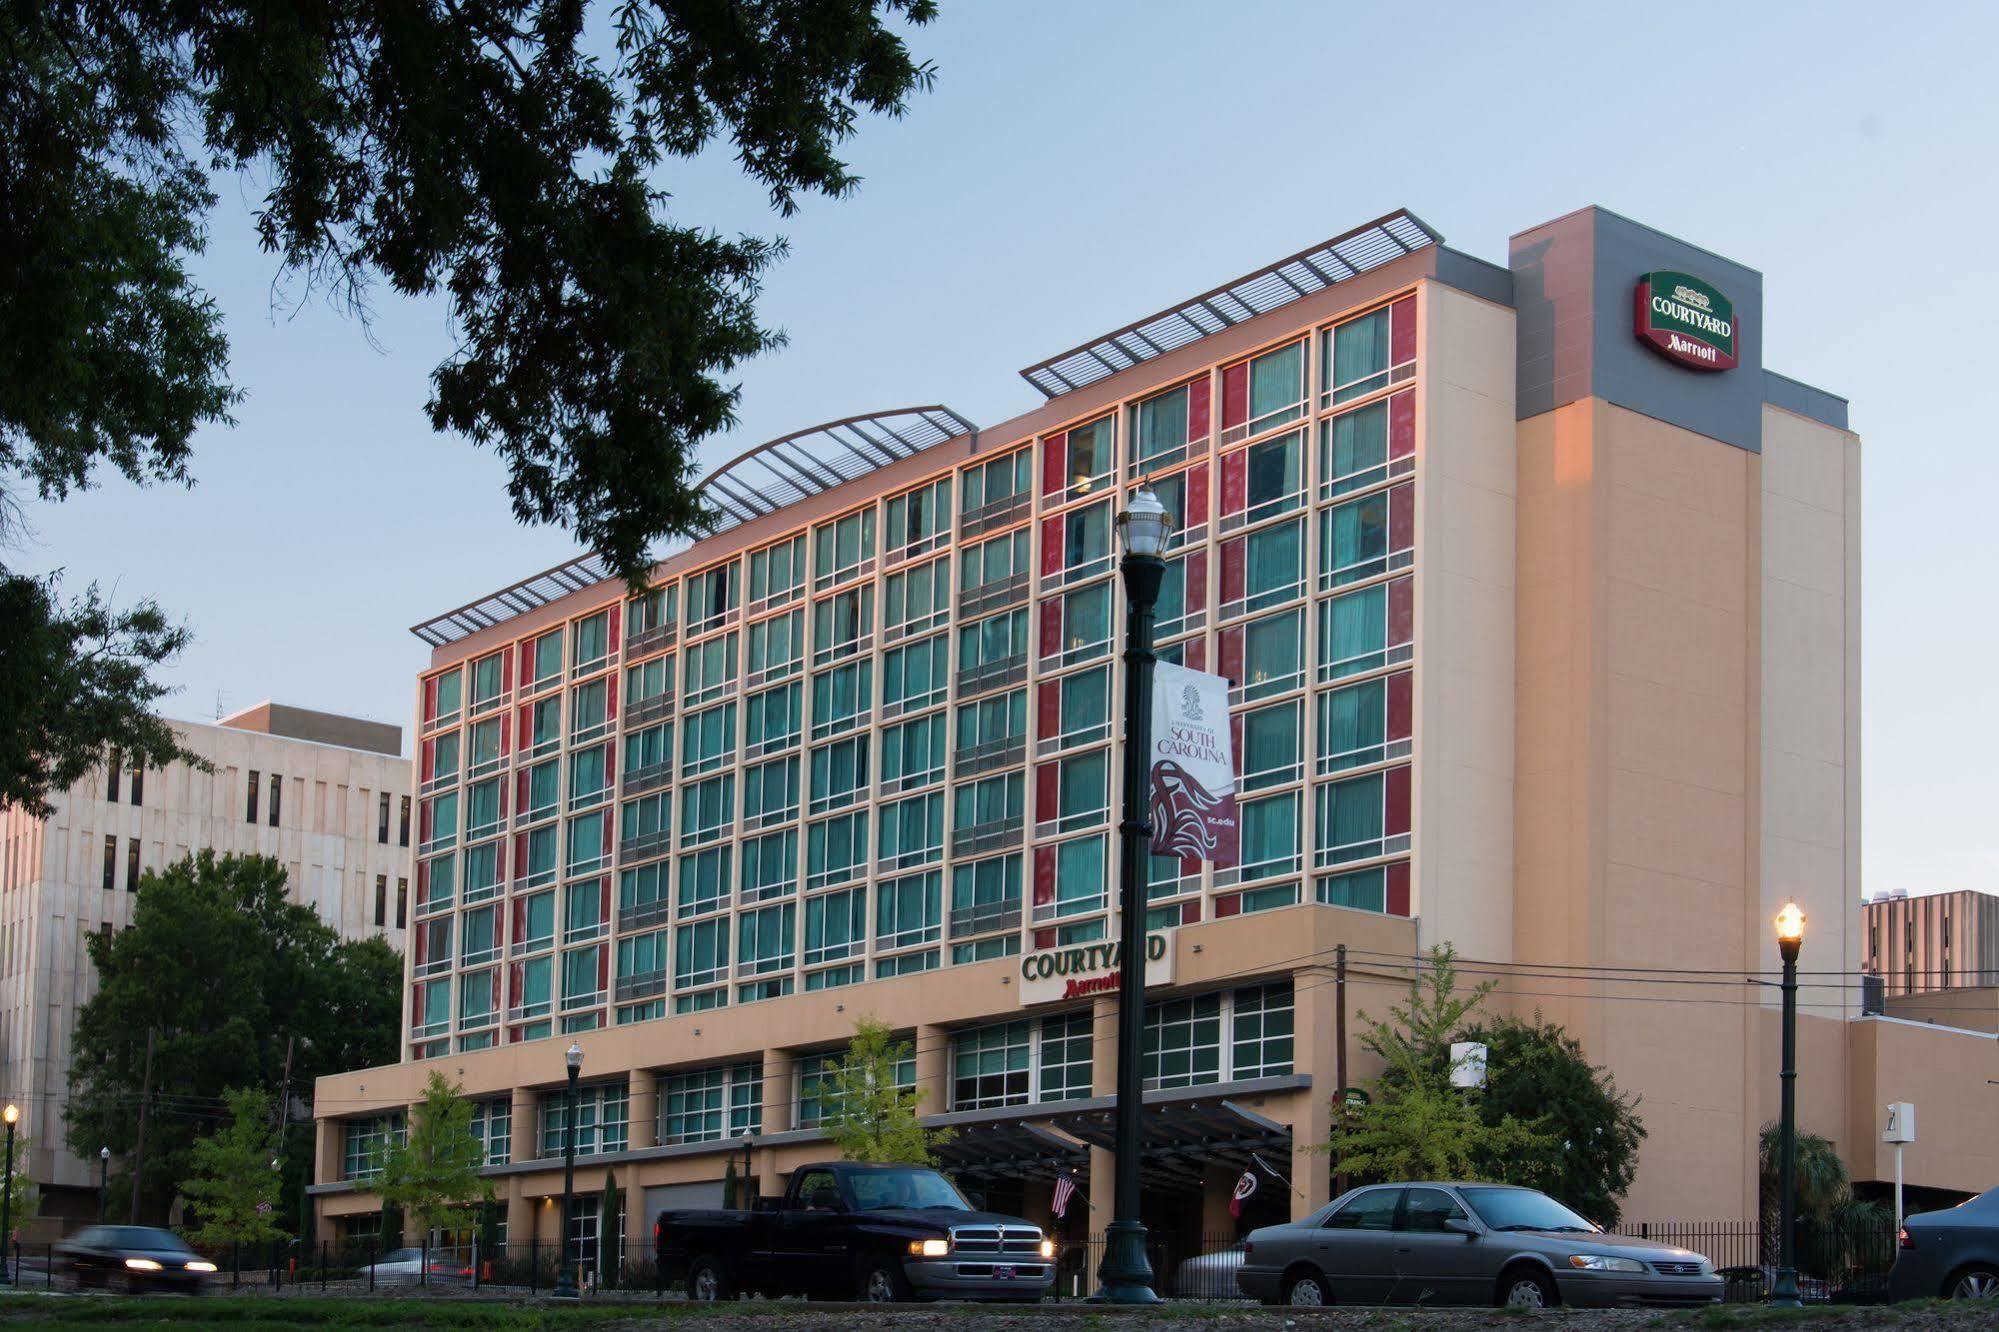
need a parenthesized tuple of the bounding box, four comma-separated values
(655, 1161, 1055, 1302)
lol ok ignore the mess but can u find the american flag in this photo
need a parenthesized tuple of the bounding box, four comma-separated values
(1051, 1171, 1076, 1220)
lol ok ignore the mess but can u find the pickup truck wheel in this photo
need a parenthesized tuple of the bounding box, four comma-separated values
(857, 1258, 912, 1303)
(687, 1254, 732, 1301)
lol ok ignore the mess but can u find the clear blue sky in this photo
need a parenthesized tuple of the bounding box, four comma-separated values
(18, 0, 1998, 898)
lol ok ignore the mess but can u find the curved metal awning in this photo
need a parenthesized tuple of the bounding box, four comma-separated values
(1019, 209, 1440, 398)
(1048, 1096, 1294, 1193)
(696, 406, 979, 537)
(410, 405, 977, 646)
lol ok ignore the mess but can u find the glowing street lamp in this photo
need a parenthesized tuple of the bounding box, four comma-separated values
(1770, 903, 1806, 1308)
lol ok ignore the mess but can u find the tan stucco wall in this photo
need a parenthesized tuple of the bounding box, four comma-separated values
(1413, 280, 1517, 961)
(1845, 1018, 1999, 1192)
(1515, 398, 1761, 1221)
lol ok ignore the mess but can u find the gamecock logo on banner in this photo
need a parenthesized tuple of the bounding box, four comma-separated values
(1149, 662, 1239, 867)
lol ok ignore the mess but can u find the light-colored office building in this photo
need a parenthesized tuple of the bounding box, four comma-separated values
(0, 702, 411, 1227)
(311, 205, 1999, 1275)
(1867, 889, 1999, 998)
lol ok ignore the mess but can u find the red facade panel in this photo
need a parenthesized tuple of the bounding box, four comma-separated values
(1389, 389, 1416, 461)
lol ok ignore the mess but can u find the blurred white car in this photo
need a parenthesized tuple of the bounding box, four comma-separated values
(1173, 1243, 1245, 1297)
(357, 1247, 472, 1284)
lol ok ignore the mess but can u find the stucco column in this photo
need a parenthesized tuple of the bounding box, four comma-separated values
(628, 1068, 658, 1151)
(1289, 964, 1336, 1219)
(313, 1116, 342, 1189)
(760, 1048, 793, 1134)
(504, 1181, 534, 1262)
(1089, 993, 1119, 1094)
(622, 1161, 648, 1254)
(510, 1085, 541, 1161)
(1200, 1162, 1238, 1240)
(914, 1023, 949, 1116)
(1085, 1144, 1115, 1292)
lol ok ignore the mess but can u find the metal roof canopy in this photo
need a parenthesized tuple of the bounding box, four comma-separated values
(410, 551, 617, 648)
(696, 406, 979, 537)
(930, 1121, 1087, 1182)
(408, 405, 976, 647)
(1018, 210, 1441, 399)
(1048, 1097, 1292, 1193)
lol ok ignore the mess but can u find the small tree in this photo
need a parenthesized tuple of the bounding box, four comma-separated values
(824, 1017, 953, 1165)
(4, 1135, 39, 1237)
(1758, 1123, 1893, 1279)
(1327, 946, 1548, 1183)
(1460, 1016, 1645, 1227)
(721, 1157, 740, 1209)
(376, 1073, 491, 1244)
(179, 1087, 284, 1248)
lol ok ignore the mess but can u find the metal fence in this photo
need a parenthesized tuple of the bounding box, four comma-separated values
(0, 1218, 1898, 1305)
(1614, 1219, 1899, 1304)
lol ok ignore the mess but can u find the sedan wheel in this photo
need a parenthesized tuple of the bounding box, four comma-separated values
(1284, 1273, 1327, 1306)
(1503, 1272, 1554, 1309)
(1952, 1267, 1999, 1300)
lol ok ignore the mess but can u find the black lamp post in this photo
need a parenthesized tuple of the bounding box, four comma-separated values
(1094, 488, 1171, 1305)
(552, 1042, 584, 1299)
(98, 1147, 109, 1224)
(1, 1104, 17, 1285)
(1770, 902, 1806, 1308)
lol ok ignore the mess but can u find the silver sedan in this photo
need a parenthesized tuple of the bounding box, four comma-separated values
(1236, 1182, 1723, 1309)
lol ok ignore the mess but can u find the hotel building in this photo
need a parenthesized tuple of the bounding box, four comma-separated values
(312, 205, 1999, 1268)
(1, 703, 410, 1229)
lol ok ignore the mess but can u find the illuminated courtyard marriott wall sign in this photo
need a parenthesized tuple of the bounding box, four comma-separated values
(1019, 933, 1173, 1006)
(1634, 270, 1738, 371)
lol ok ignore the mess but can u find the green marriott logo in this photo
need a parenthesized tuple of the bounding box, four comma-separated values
(1634, 270, 1737, 372)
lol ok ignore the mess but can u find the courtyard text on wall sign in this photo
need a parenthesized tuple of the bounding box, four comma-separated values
(1633, 269, 1737, 371)
(1018, 932, 1173, 1006)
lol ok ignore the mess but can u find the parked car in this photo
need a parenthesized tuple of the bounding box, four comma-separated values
(1889, 1186, 1999, 1301)
(1237, 1182, 1722, 1309)
(655, 1161, 1055, 1302)
(1173, 1243, 1245, 1297)
(356, 1247, 473, 1284)
(55, 1225, 217, 1293)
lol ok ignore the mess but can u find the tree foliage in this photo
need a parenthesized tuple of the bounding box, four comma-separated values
(3, 0, 937, 582)
(3, 1135, 38, 1235)
(1757, 1122, 1893, 1278)
(599, 1166, 621, 1287)
(0, 0, 938, 816)
(375, 1073, 491, 1240)
(179, 1086, 285, 1248)
(823, 1017, 951, 1166)
(0, 573, 205, 818)
(65, 852, 401, 1224)
(1326, 946, 1549, 1185)
(1457, 1016, 1645, 1227)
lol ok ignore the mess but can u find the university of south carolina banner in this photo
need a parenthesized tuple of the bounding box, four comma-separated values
(1149, 660, 1239, 867)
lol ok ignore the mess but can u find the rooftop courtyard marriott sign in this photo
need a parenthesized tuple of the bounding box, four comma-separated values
(1634, 270, 1737, 371)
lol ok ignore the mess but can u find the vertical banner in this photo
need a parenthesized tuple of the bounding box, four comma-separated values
(1149, 661, 1240, 866)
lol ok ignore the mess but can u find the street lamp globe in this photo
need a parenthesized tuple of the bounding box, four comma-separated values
(1774, 901, 1805, 944)
(3, 1105, 16, 1127)
(100, 1147, 110, 1162)
(1117, 489, 1172, 559)
(565, 1042, 585, 1072)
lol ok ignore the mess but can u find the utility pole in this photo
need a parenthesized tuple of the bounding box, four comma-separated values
(1333, 944, 1349, 1197)
(128, 1028, 155, 1224)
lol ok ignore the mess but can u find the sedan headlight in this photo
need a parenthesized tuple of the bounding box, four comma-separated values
(186, 1260, 218, 1273)
(1039, 1238, 1056, 1259)
(124, 1257, 163, 1271)
(907, 1237, 950, 1258)
(1568, 1254, 1645, 1273)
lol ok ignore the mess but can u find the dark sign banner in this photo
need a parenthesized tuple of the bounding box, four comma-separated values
(1634, 269, 1737, 371)
(1149, 661, 1239, 867)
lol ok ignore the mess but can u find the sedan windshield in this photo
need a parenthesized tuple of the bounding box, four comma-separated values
(846, 1168, 971, 1212)
(1460, 1188, 1595, 1233)
(106, 1227, 193, 1252)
